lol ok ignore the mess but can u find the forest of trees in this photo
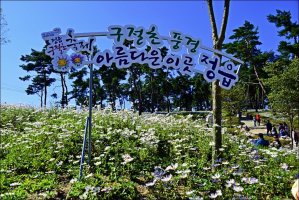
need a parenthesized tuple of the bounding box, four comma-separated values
(19, 10, 299, 117)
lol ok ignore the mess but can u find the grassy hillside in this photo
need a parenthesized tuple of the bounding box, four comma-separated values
(0, 106, 298, 199)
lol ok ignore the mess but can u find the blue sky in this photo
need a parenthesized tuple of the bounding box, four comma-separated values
(1, 1, 298, 107)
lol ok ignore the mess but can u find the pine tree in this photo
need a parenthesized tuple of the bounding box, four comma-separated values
(19, 48, 56, 107)
(99, 63, 126, 110)
(267, 10, 299, 59)
(223, 21, 273, 111)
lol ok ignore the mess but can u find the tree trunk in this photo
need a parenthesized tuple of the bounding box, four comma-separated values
(132, 76, 139, 114)
(150, 73, 155, 113)
(44, 84, 47, 108)
(92, 83, 97, 107)
(289, 114, 294, 150)
(113, 95, 116, 110)
(246, 84, 249, 111)
(138, 83, 142, 115)
(100, 98, 103, 109)
(261, 89, 264, 109)
(253, 65, 267, 96)
(167, 97, 170, 113)
(123, 97, 126, 110)
(212, 80, 222, 157)
(130, 68, 142, 114)
(44, 72, 47, 108)
(207, 0, 230, 163)
(137, 74, 143, 115)
(40, 90, 43, 108)
(255, 86, 259, 112)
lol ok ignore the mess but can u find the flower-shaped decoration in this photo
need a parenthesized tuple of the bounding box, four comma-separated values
(52, 54, 71, 72)
(70, 53, 86, 69)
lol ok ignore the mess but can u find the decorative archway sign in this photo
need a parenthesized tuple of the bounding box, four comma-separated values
(41, 25, 243, 179)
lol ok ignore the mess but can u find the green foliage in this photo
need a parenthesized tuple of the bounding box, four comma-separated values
(171, 75, 194, 111)
(100, 63, 127, 109)
(191, 74, 211, 110)
(222, 84, 246, 116)
(267, 10, 299, 59)
(19, 48, 56, 107)
(223, 21, 273, 111)
(68, 67, 90, 106)
(264, 58, 299, 130)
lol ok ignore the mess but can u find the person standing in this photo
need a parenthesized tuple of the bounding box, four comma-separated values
(266, 120, 272, 136)
(293, 130, 298, 147)
(283, 122, 289, 136)
(278, 123, 285, 133)
(272, 126, 278, 136)
(255, 113, 261, 126)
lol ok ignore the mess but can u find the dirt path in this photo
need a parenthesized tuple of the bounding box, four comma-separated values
(241, 119, 298, 149)
(241, 119, 267, 135)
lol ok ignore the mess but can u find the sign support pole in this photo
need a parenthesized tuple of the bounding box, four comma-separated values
(79, 117, 89, 180)
(88, 63, 93, 165)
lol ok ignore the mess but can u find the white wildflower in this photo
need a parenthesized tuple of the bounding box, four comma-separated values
(203, 167, 211, 170)
(186, 190, 195, 195)
(10, 182, 21, 187)
(165, 163, 178, 171)
(145, 179, 157, 187)
(121, 154, 134, 165)
(182, 163, 188, 167)
(181, 172, 189, 178)
(233, 185, 244, 192)
(231, 164, 239, 169)
(211, 173, 221, 179)
(56, 161, 63, 166)
(209, 192, 218, 199)
(85, 173, 93, 179)
(209, 142, 215, 146)
(94, 161, 101, 166)
(38, 192, 47, 198)
(281, 163, 289, 170)
(70, 178, 77, 184)
(161, 174, 172, 182)
(226, 179, 235, 187)
(101, 187, 112, 192)
(216, 190, 222, 196)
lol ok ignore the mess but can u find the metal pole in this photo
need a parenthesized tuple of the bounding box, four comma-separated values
(79, 117, 89, 180)
(88, 63, 93, 165)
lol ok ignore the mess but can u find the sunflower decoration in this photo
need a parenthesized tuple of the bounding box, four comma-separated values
(52, 54, 71, 72)
(70, 53, 86, 69)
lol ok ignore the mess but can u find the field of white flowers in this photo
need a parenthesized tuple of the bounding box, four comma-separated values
(1, 105, 298, 199)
